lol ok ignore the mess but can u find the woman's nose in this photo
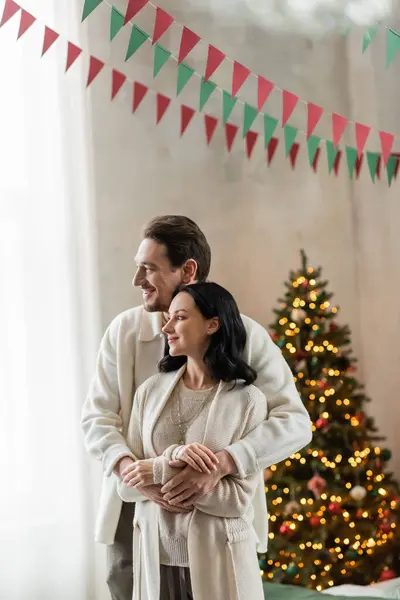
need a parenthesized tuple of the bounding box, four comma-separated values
(162, 320, 173, 334)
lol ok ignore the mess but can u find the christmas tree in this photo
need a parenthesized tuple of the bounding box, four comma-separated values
(259, 250, 400, 590)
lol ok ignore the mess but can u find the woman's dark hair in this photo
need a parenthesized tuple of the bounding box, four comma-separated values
(159, 282, 257, 386)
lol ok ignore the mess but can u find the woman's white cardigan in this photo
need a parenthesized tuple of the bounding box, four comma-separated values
(118, 366, 266, 600)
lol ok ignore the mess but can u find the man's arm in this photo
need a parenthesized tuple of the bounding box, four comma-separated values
(224, 317, 312, 478)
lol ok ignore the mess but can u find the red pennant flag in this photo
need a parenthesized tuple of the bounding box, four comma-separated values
(312, 147, 321, 172)
(87, 56, 104, 87)
(392, 153, 400, 179)
(379, 131, 394, 166)
(111, 69, 127, 99)
(267, 137, 279, 165)
(178, 27, 200, 64)
(289, 142, 300, 168)
(332, 113, 348, 147)
(17, 9, 35, 39)
(156, 93, 171, 124)
(307, 103, 323, 139)
(132, 81, 148, 112)
(232, 61, 250, 97)
(181, 105, 196, 136)
(282, 90, 299, 126)
(204, 45, 225, 81)
(41, 26, 59, 56)
(152, 7, 173, 44)
(333, 150, 342, 176)
(1, 0, 20, 27)
(204, 114, 218, 144)
(376, 155, 382, 180)
(355, 123, 371, 157)
(355, 154, 364, 178)
(257, 76, 274, 112)
(245, 131, 258, 159)
(65, 42, 82, 71)
(124, 0, 148, 24)
(225, 123, 238, 152)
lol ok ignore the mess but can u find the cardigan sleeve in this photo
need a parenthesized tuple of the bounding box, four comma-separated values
(224, 316, 312, 478)
(81, 315, 135, 478)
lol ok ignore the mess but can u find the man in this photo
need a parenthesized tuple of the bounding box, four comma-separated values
(81, 215, 312, 600)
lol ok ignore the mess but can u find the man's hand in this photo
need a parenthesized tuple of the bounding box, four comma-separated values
(139, 484, 193, 513)
(115, 456, 135, 478)
(161, 465, 223, 507)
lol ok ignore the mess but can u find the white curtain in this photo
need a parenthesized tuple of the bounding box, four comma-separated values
(0, 0, 106, 597)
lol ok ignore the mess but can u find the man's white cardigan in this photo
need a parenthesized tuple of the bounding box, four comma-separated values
(81, 306, 312, 549)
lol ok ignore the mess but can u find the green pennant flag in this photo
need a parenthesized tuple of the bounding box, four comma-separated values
(243, 104, 258, 137)
(366, 151, 379, 182)
(199, 78, 217, 111)
(283, 125, 298, 156)
(177, 63, 194, 96)
(307, 135, 321, 166)
(345, 146, 358, 179)
(263, 114, 278, 149)
(222, 90, 238, 124)
(82, 0, 103, 21)
(153, 44, 171, 77)
(387, 154, 397, 186)
(386, 29, 400, 68)
(126, 24, 149, 61)
(341, 25, 351, 37)
(110, 6, 124, 41)
(326, 140, 339, 174)
(362, 24, 379, 53)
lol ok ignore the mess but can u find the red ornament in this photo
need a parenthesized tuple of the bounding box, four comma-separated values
(354, 411, 365, 425)
(279, 523, 293, 536)
(356, 509, 364, 519)
(382, 509, 391, 519)
(380, 520, 392, 534)
(318, 381, 328, 389)
(328, 502, 341, 515)
(308, 475, 327, 499)
(302, 280, 309, 288)
(379, 567, 396, 582)
(315, 417, 329, 431)
(309, 516, 321, 528)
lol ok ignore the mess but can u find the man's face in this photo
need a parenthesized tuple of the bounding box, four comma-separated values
(133, 238, 184, 312)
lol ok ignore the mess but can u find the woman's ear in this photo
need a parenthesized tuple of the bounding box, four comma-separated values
(181, 259, 198, 284)
(207, 317, 220, 335)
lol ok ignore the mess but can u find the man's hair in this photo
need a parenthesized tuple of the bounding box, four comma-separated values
(143, 215, 211, 282)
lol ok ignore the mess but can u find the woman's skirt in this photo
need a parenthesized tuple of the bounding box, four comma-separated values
(160, 565, 193, 600)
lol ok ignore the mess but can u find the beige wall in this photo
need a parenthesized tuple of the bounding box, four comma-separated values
(83, 1, 400, 476)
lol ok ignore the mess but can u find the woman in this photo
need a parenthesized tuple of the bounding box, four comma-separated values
(118, 282, 266, 600)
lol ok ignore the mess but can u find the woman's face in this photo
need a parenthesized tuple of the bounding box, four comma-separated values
(162, 292, 218, 358)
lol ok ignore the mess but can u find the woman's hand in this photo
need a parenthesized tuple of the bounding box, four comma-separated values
(170, 443, 219, 474)
(122, 460, 154, 488)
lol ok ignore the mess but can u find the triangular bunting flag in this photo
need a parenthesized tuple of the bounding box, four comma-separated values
(387, 154, 398, 186)
(204, 45, 225, 81)
(263, 114, 278, 149)
(355, 122, 371, 157)
(126, 24, 148, 61)
(334, 151, 342, 176)
(376, 155, 382, 180)
(178, 26, 200, 63)
(307, 135, 321, 166)
(355, 154, 364, 179)
(394, 154, 400, 179)
(312, 147, 321, 172)
(87, 56, 105, 87)
(282, 90, 299, 126)
(379, 131, 394, 166)
(66, 42, 82, 72)
(132, 81, 148, 112)
(245, 131, 258, 159)
(17, 9, 35, 39)
(82, 0, 103, 22)
(156, 93, 171, 123)
(222, 90, 238, 124)
(307, 103, 323, 139)
(283, 124, 298, 156)
(199, 78, 217, 111)
(257, 76, 274, 112)
(225, 123, 238, 152)
(124, 0, 148, 24)
(366, 151, 379, 182)
(267, 137, 279, 165)
(386, 29, 400, 68)
(362, 24, 379, 53)
(289, 143, 300, 169)
(204, 114, 218, 144)
(346, 146, 358, 179)
(332, 113, 348, 147)
(177, 62, 194, 96)
(243, 104, 258, 137)
(0, 0, 20, 28)
(110, 6, 124, 41)
(181, 105, 195, 136)
(152, 7, 173, 44)
(153, 44, 171, 77)
(111, 69, 127, 99)
(232, 61, 250, 97)
(41, 26, 59, 56)
(326, 140, 339, 174)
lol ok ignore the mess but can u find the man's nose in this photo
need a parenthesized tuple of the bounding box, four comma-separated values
(132, 269, 143, 287)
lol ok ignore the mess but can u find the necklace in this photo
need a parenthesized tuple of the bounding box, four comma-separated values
(171, 381, 217, 445)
